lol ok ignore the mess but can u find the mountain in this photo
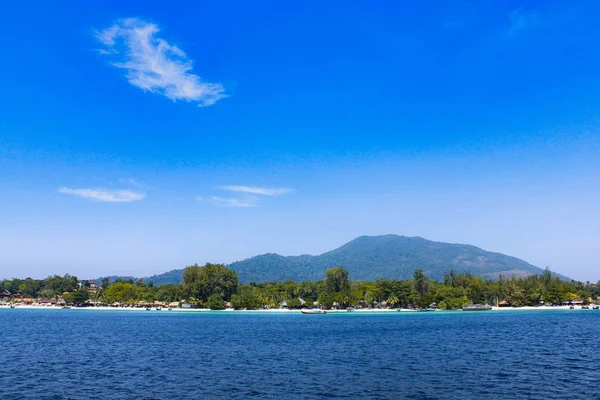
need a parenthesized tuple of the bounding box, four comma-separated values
(229, 235, 559, 282)
(100, 235, 563, 284)
(97, 269, 184, 286)
(142, 269, 185, 286)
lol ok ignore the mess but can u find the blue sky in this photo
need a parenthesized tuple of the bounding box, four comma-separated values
(1, 1, 599, 281)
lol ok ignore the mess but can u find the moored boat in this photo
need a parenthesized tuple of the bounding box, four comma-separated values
(463, 304, 492, 311)
(301, 309, 327, 315)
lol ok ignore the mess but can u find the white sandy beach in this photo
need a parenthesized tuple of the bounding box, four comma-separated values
(1, 304, 597, 312)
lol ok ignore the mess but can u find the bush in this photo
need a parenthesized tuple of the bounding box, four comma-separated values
(286, 298, 302, 309)
(207, 293, 225, 310)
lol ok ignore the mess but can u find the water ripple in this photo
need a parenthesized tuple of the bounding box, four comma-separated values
(0, 309, 599, 399)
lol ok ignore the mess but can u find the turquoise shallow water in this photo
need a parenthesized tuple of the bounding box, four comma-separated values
(0, 309, 599, 399)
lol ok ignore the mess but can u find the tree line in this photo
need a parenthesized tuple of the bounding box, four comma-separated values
(1, 264, 598, 309)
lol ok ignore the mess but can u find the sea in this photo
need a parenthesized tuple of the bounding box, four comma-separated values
(0, 309, 598, 399)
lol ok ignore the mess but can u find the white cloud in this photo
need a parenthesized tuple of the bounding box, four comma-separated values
(118, 178, 146, 188)
(58, 187, 145, 202)
(96, 18, 226, 107)
(198, 185, 292, 208)
(198, 196, 256, 208)
(221, 185, 294, 196)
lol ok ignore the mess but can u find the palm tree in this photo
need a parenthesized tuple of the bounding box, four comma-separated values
(386, 296, 399, 309)
(343, 295, 352, 307)
(93, 287, 102, 307)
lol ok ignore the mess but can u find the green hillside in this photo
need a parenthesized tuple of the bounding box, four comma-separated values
(98, 235, 563, 284)
(229, 235, 556, 282)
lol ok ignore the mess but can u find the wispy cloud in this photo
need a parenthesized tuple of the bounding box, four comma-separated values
(221, 185, 294, 196)
(508, 8, 540, 36)
(58, 187, 145, 203)
(198, 185, 293, 208)
(197, 196, 256, 208)
(118, 178, 147, 188)
(95, 18, 226, 107)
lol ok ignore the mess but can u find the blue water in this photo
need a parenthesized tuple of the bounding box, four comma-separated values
(1, 309, 599, 399)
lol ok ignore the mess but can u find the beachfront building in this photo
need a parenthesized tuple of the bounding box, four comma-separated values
(77, 280, 100, 290)
(562, 298, 584, 306)
(0, 290, 11, 305)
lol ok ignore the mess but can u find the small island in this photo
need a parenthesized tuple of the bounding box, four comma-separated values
(1, 264, 598, 312)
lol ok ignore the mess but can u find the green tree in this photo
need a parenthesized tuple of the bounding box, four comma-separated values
(317, 292, 334, 308)
(156, 284, 182, 303)
(231, 285, 263, 309)
(18, 278, 42, 298)
(207, 293, 225, 310)
(104, 282, 138, 304)
(286, 298, 302, 309)
(386, 296, 399, 308)
(183, 263, 239, 302)
(183, 264, 201, 285)
(63, 289, 89, 305)
(412, 269, 431, 307)
(324, 267, 350, 294)
(542, 267, 553, 289)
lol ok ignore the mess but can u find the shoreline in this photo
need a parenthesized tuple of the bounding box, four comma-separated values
(0, 305, 596, 313)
